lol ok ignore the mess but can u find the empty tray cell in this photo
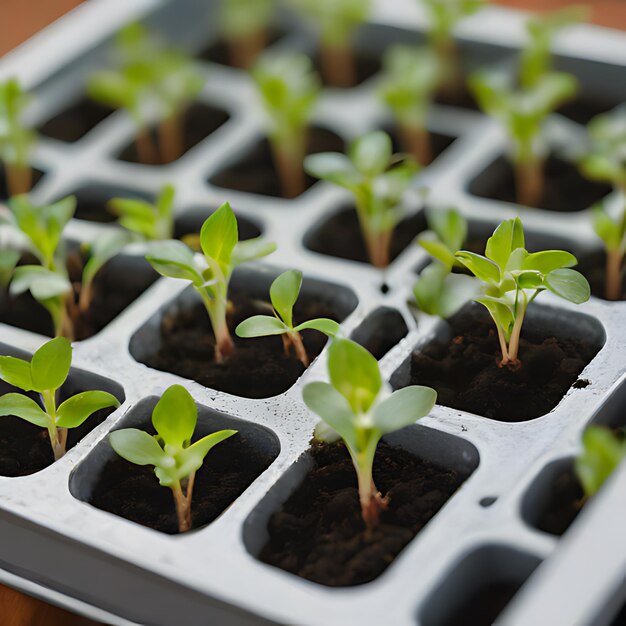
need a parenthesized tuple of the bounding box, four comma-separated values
(209, 126, 344, 198)
(70, 396, 279, 534)
(174, 206, 261, 243)
(350, 306, 408, 360)
(130, 265, 358, 398)
(118, 103, 230, 165)
(391, 302, 604, 422)
(468, 155, 611, 213)
(39, 96, 114, 142)
(0, 342, 124, 477)
(419, 545, 541, 626)
(304, 205, 427, 264)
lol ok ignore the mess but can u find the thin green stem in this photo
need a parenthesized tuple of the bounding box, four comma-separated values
(41, 389, 66, 460)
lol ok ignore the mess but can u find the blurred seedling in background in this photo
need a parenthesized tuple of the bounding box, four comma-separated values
(236, 269, 339, 366)
(0, 79, 36, 197)
(3, 195, 129, 340)
(578, 107, 626, 300)
(469, 8, 583, 207)
(303, 338, 436, 529)
(109, 384, 236, 532)
(0, 337, 119, 460)
(221, 0, 275, 69)
(456, 217, 590, 367)
(287, 0, 370, 87)
(575, 426, 625, 501)
(145, 202, 276, 363)
(252, 52, 320, 198)
(109, 183, 175, 241)
(413, 207, 478, 317)
(88, 23, 204, 164)
(305, 131, 419, 268)
(417, 0, 485, 97)
(378, 46, 443, 165)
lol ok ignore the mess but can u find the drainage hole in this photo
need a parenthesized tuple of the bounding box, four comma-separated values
(480, 496, 497, 507)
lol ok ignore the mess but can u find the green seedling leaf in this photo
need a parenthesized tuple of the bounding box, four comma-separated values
(545, 268, 590, 304)
(0, 393, 49, 428)
(0, 249, 20, 287)
(522, 250, 577, 273)
(0, 78, 36, 171)
(145, 240, 203, 284)
(200, 202, 238, 277)
(455, 251, 500, 284)
(485, 217, 525, 270)
(235, 315, 288, 337)
(270, 269, 302, 328)
(372, 385, 436, 434)
(56, 390, 120, 428)
(302, 153, 360, 189)
(172, 429, 238, 480)
(109, 428, 169, 466)
(10, 265, 72, 300)
(152, 384, 198, 449)
(418, 207, 468, 269)
(350, 131, 393, 178)
(0, 355, 33, 390)
(232, 238, 278, 266)
(30, 336, 72, 393)
(294, 318, 340, 335)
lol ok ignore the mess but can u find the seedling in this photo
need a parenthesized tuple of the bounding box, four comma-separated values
(579, 108, 626, 300)
(303, 338, 436, 528)
(235, 269, 339, 366)
(109, 184, 175, 241)
(305, 131, 419, 268)
(287, 0, 370, 87)
(252, 52, 320, 198)
(145, 202, 276, 363)
(456, 217, 590, 366)
(221, 0, 275, 68)
(0, 79, 36, 197)
(109, 384, 236, 532)
(88, 23, 203, 164)
(575, 426, 625, 500)
(418, 0, 484, 95)
(469, 9, 582, 207)
(0, 337, 119, 460)
(5, 195, 129, 340)
(378, 46, 443, 164)
(417, 206, 468, 271)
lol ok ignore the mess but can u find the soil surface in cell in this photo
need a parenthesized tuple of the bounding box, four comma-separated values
(0, 168, 44, 202)
(145, 295, 338, 398)
(259, 440, 466, 586)
(469, 155, 611, 212)
(534, 465, 584, 536)
(578, 251, 626, 302)
(118, 103, 229, 165)
(404, 308, 600, 421)
(209, 127, 344, 197)
(306, 208, 427, 264)
(0, 391, 113, 477)
(89, 426, 275, 534)
(439, 582, 523, 626)
(352, 309, 408, 360)
(558, 97, 615, 126)
(0, 253, 156, 339)
(39, 97, 113, 142)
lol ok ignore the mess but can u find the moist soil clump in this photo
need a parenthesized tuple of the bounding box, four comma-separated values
(469, 155, 611, 213)
(146, 295, 338, 398)
(260, 440, 466, 586)
(405, 307, 599, 421)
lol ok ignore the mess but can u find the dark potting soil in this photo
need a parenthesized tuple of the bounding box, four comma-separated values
(351, 308, 408, 360)
(89, 425, 276, 534)
(534, 465, 584, 536)
(305, 207, 427, 264)
(438, 583, 524, 626)
(145, 295, 338, 398)
(578, 251, 626, 302)
(259, 440, 466, 586)
(118, 103, 230, 165)
(38, 97, 114, 142)
(198, 28, 286, 67)
(388, 129, 456, 164)
(404, 308, 600, 421)
(0, 167, 45, 202)
(468, 155, 611, 212)
(434, 83, 479, 111)
(0, 252, 156, 340)
(558, 97, 614, 126)
(209, 127, 344, 198)
(311, 50, 381, 88)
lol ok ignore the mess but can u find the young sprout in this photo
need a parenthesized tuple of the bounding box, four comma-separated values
(413, 207, 478, 317)
(305, 131, 419, 268)
(579, 108, 626, 300)
(456, 217, 590, 367)
(88, 23, 204, 164)
(575, 426, 625, 500)
(378, 46, 443, 165)
(109, 384, 236, 532)
(287, 0, 370, 87)
(0, 79, 36, 197)
(418, 0, 485, 95)
(6, 195, 129, 340)
(145, 202, 276, 363)
(252, 52, 321, 198)
(303, 338, 436, 529)
(221, 0, 275, 69)
(0, 337, 120, 460)
(235, 269, 339, 366)
(109, 183, 175, 241)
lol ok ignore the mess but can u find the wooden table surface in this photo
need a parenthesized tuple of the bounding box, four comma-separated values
(0, 0, 623, 624)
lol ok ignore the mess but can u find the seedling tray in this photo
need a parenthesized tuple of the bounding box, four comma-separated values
(0, 0, 625, 624)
